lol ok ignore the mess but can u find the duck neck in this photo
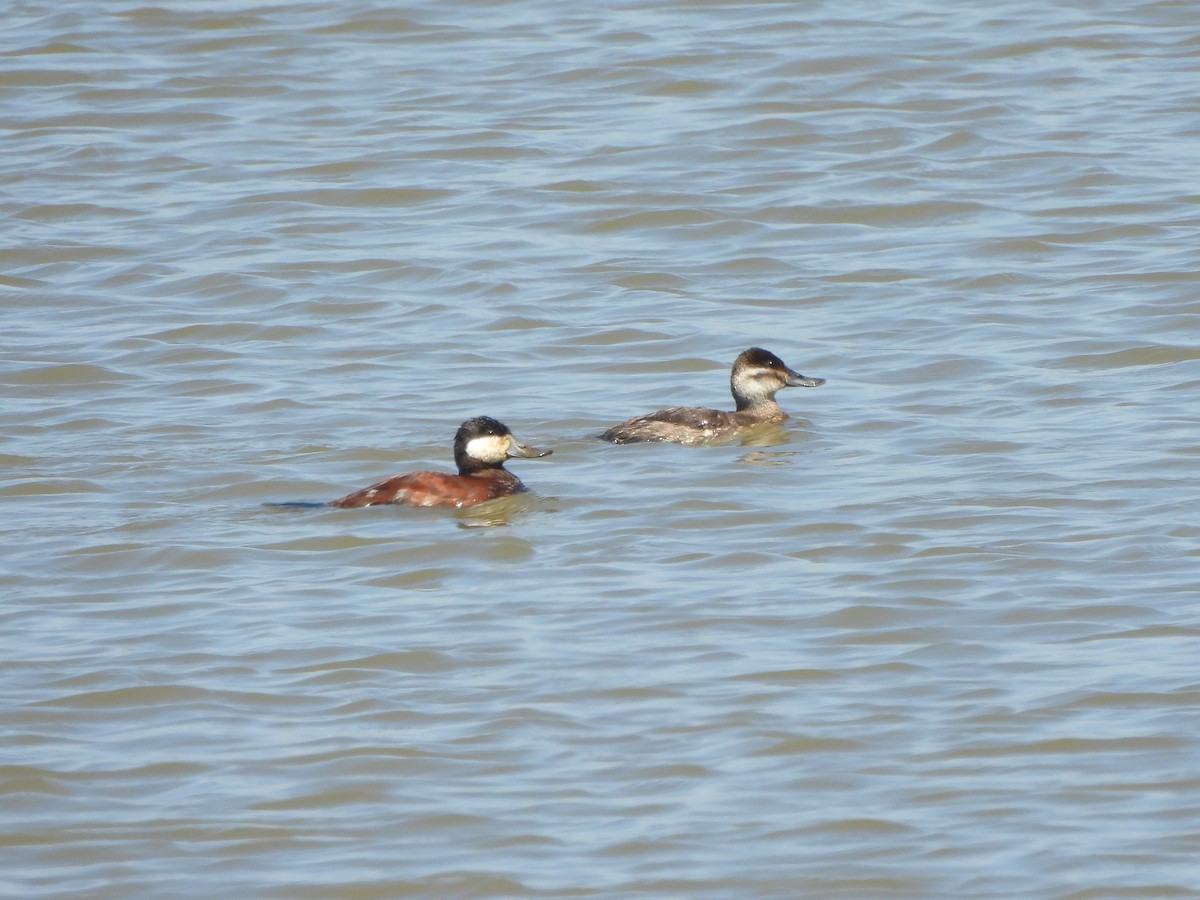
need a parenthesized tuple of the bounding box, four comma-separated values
(455, 455, 506, 476)
(734, 394, 781, 417)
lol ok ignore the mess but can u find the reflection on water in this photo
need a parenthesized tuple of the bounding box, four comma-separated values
(455, 493, 554, 529)
(733, 422, 797, 448)
(3, 0, 1199, 897)
(737, 449, 800, 466)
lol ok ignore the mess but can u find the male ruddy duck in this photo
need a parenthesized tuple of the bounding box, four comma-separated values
(599, 347, 824, 445)
(330, 416, 551, 509)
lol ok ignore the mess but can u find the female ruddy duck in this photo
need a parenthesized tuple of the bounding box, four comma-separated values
(330, 416, 551, 509)
(599, 348, 824, 445)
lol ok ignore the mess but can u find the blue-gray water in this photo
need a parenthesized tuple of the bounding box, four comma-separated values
(3, 1, 1199, 897)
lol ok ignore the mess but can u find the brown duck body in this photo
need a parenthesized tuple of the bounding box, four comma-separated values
(329, 416, 550, 509)
(600, 406, 784, 445)
(600, 348, 824, 445)
(330, 467, 527, 509)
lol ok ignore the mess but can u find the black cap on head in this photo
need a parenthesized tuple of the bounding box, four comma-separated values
(738, 347, 786, 368)
(457, 415, 510, 438)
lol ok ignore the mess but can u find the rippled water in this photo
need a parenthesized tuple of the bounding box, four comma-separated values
(4, 1, 1200, 897)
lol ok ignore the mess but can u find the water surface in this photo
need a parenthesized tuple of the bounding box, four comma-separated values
(3, 1, 1199, 897)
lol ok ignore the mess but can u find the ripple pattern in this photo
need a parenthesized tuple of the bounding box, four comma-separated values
(3, 1, 1200, 897)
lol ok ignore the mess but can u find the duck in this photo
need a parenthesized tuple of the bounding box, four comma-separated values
(599, 347, 824, 445)
(328, 416, 551, 508)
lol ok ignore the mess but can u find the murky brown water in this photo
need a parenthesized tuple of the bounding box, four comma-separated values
(4, 1, 1200, 897)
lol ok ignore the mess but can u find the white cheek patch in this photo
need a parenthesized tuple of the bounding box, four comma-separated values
(464, 434, 510, 463)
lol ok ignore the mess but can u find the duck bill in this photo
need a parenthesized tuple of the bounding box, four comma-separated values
(785, 370, 825, 388)
(507, 437, 553, 459)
